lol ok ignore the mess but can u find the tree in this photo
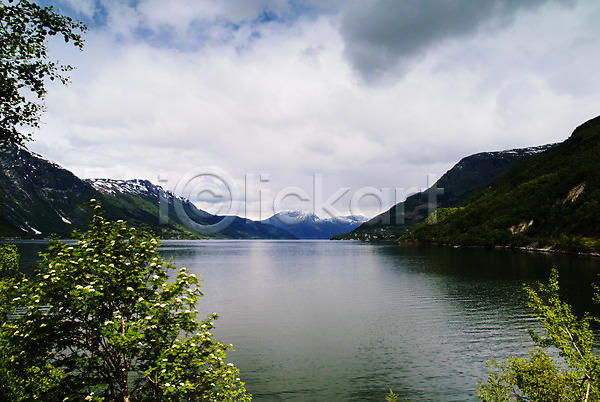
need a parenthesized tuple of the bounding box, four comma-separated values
(0, 0, 85, 149)
(0, 243, 62, 400)
(477, 268, 600, 400)
(0, 201, 251, 401)
(0, 243, 19, 314)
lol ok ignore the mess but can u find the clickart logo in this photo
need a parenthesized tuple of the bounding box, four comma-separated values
(158, 167, 443, 235)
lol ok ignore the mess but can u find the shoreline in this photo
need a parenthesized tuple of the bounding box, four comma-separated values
(398, 240, 600, 259)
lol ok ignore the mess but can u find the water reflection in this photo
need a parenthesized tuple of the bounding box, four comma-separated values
(8, 239, 600, 400)
(156, 241, 600, 401)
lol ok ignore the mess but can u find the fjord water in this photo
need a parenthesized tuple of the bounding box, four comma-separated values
(157, 240, 600, 401)
(12, 240, 600, 400)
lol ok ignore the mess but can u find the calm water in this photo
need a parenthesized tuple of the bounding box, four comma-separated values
(157, 240, 600, 401)
(10, 239, 600, 401)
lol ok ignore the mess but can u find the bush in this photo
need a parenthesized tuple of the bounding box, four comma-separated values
(477, 268, 599, 400)
(0, 202, 251, 401)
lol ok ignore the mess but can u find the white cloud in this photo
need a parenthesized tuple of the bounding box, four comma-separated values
(28, 0, 600, 219)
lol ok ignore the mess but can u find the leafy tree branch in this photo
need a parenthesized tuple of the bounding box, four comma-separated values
(1, 0, 86, 149)
(0, 201, 251, 400)
(478, 268, 600, 401)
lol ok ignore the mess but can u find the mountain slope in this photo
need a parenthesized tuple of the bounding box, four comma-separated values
(89, 178, 296, 240)
(335, 144, 556, 241)
(261, 210, 367, 239)
(0, 147, 97, 237)
(0, 147, 294, 239)
(406, 115, 600, 252)
(87, 178, 205, 239)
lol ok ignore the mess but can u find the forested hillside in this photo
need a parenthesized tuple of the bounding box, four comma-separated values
(0, 147, 294, 239)
(335, 144, 555, 241)
(405, 115, 600, 253)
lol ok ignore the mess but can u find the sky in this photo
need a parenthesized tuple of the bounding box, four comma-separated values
(29, 0, 600, 220)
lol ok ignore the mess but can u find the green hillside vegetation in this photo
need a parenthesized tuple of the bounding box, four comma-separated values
(98, 191, 206, 239)
(404, 115, 600, 253)
(335, 144, 555, 241)
(0, 148, 295, 240)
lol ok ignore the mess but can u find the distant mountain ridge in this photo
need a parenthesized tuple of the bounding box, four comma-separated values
(406, 115, 600, 253)
(0, 147, 294, 239)
(89, 178, 296, 240)
(261, 210, 368, 239)
(335, 143, 556, 241)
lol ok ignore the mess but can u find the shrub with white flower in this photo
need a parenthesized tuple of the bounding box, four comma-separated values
(1, 201, 250, 401)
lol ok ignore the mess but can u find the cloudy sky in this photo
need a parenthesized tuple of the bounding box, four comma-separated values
(31, 0, 600, 219)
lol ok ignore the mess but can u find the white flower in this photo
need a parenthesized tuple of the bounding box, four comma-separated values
(126, 287, 134, 292)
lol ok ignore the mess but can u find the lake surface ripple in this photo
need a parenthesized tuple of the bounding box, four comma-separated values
(157, 240, 600, 401)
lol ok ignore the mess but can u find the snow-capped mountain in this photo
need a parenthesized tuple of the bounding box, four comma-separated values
(89, 177, 295, 239)
(87, 178, 163, 198)
(0, 146, 98, 237)
(261, 210, 368, 239)
(336, 143, 559, 241)
(0, 147, 294, 239)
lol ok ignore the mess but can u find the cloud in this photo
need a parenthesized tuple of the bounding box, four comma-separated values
(27, 0, 600, 219)
(338, 0, 570, 84)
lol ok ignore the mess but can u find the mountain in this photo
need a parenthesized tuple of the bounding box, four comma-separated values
(0, 147, 294, 239)
(261, 210, 368, 239)
(334, 143, 556, 241)
(406, 115, 600, 253)
(88, 178, 295, 239)
(0, 147, 97, 237)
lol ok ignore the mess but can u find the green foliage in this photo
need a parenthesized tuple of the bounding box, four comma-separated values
(386, 389, 399, 401)
(0, 202, 251, 401)
(477, 268, 600, 400)
(424, 207, 461, 225)
(339, 146, 551, 241)
(406, 116, 600, 252)
(554, 234, 600, 254)
(385, 389, 411, 401)
(0, 0, 86, 148)
(0, 244, 19, 311)
(0, 243, 62, 400)
(478, 349, 581, 401)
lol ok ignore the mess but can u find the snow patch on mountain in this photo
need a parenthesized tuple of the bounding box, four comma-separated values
(268, 210, 368, 226)
(87, 178, 159, 196)
(262, 210, 369, 239)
